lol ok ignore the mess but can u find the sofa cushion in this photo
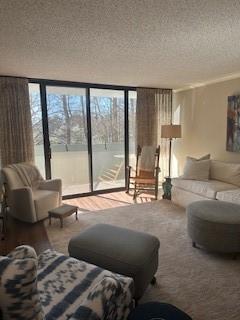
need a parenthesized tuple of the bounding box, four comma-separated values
(210, 160, 240, 186)
(188, 154, 210, 161)
(172, 178, 238, 199)
(33, 189, 59, 220)
(216, 189, 240, 205)
(182, 158, 210, 181)
(0, 246, 44, 320)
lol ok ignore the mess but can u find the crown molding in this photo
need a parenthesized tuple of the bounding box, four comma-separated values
(173, 71, 240, 93)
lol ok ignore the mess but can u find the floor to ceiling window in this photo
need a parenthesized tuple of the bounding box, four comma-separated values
(29, 80, 136, 198)
(46, 86, 90, 196)
(29, 83, 45, 177)
(90, 89, 125, 191)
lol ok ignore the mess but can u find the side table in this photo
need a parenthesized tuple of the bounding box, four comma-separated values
(162, 177, 172, 200)
(49, 204, 79, 228)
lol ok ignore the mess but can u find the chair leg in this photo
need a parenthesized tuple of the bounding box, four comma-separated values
(155, 185, 158, 200)
(133, 183, 137, 200)
(126, 175, 129, 194)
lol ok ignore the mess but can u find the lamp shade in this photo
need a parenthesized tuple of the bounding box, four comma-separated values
(161, 124, 182, 139)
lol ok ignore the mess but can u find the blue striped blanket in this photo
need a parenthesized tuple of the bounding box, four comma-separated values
(0, 246, 134, 320)
(38, 249, 134, 320)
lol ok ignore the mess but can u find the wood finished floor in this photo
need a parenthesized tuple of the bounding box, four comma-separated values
(0, 191, 155, 255)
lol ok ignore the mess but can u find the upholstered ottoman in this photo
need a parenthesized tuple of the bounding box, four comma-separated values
(187, 200, 240, 253)
(68, 223, 160, 299)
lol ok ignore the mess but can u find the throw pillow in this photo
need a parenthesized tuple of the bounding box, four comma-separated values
(0, 246, 44, 320)
(182, 158, 210, 180)
(188, 154, 211, 161)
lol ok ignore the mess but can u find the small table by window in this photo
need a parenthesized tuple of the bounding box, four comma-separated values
(48, 204, 78, 228)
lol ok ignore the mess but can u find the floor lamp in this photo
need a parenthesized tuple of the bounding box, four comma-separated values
(161, 124, 182, 177)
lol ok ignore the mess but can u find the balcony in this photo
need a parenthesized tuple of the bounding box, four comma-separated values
(35, 143, 136, 196)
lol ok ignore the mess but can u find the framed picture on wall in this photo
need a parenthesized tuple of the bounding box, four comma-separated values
(226, 95, 240, 152)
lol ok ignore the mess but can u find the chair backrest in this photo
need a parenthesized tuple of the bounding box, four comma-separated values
(2, 167, 24, 193)
(2, 162, 43, 197)
(136, 145, 160, 178)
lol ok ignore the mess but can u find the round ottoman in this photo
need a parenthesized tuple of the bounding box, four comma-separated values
(187, 200, 240, 253)
(127, 302, 192, 320)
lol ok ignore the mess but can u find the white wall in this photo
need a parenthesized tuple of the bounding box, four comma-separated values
(172, 77, 240, 176)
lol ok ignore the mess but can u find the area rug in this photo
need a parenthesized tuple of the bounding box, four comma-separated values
(45, 200, 240, 320)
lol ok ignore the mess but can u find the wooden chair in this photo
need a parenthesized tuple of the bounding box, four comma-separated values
(126, 145, 160, 200)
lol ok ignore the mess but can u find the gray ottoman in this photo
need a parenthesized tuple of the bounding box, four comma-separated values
(68, 223, 160, 299)
(187, 200, 240, 253)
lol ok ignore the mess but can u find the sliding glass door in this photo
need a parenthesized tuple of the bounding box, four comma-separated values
(29, 81, 136, 198)
(90, 89, 125, 190)
(46, 86, 90, 196)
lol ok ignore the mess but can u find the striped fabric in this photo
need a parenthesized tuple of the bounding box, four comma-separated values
(0, 246, 44, 320)
(0, 246, 134, 320)
(38, 249, 134, 320)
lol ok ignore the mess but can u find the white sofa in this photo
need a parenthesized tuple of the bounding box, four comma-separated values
(171, 160, 240, 208)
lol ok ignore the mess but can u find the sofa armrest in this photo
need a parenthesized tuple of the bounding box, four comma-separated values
(11, 187, 37, 223)
(7, 245, 37, 260)
(39, 179, 62, 203)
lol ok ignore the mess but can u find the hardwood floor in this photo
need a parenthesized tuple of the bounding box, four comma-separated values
(64, 191, 155, 211)
(0, 191, 155, 255)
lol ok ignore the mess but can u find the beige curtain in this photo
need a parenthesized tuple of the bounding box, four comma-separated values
(0, 77, 34, 168)
(136, 88, 172, 180)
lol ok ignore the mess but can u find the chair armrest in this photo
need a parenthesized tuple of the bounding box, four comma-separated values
(11, 187, 37, 223)
(39, 179, 62, 204)
(11, 186, 33, 200)
(127, 166, 137, 177)
(39, 179, 62, 192)
(155, 166, 161, 174)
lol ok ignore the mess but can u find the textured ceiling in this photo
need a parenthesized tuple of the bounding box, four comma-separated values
(1, 0, 240, 89)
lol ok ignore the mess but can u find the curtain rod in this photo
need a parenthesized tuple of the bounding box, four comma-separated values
(0, 75, 173, 91)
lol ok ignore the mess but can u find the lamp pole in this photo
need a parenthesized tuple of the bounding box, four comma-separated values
(168, 138, 172, 178)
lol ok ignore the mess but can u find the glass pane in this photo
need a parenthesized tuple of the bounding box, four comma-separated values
(29, 83, 45, 178)
(46, 86, 90, 196)
(129, 91, 137, 169)
(90, 89, 125, 190)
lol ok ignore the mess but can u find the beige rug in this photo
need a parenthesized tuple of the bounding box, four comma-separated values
(46, 200, 240, 320)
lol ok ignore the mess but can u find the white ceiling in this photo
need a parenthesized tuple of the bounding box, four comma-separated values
(1, 0, 240, 89)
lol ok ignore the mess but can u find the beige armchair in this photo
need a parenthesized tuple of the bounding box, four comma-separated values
(2, 162, 62, 223)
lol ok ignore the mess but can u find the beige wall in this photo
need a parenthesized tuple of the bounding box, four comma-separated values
(172, 77, 240, 176)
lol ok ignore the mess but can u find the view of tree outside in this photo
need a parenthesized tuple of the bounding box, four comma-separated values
(90, 89, 125, 145)
(47, 89, 87, 146)
(90, 89, 125, 190)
